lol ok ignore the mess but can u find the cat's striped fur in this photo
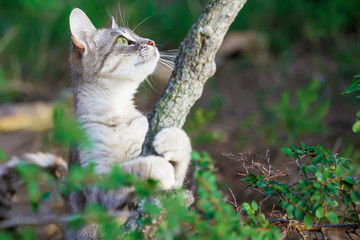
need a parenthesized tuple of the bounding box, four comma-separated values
(66, 8, 191, 239)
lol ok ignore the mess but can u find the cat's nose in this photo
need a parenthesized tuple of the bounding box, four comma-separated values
(147, 40, 156, 48)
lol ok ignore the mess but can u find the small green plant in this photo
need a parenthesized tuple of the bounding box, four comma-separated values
(240, 142, 360, 233)
(273, 81, 330, 141)
(239, 81, 330, 148)
(185, 93, 224, 147)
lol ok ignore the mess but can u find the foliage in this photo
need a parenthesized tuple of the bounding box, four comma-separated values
(6, 142, 360, 238)
(185, 91, 223, 146)
(0, 0, 200, 86)
(271, 81, 329, 144)
(52, 102, 91, 147)
(239, 81, 330, 147)
(1, 0, 359, 86)
(342, 74, 360, 133)
(242, 142, 360, 228)
(0, 150, 281, 240)
(233, 0, 360, 51)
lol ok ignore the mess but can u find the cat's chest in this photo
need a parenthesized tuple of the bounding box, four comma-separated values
(82, 114, 148, 166)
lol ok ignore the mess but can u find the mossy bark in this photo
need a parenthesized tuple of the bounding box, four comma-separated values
(141, 0, 247, 155)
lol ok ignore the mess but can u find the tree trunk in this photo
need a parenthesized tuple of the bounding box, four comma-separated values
(141, 0, 247, 155)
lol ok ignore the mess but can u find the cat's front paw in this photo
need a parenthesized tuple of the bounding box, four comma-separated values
(147, 157, 175, 190)
(153, 127, 191, 188)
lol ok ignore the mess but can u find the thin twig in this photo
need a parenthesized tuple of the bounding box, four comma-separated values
(269, 218, 359, 232)
(258, 195, 271, 214)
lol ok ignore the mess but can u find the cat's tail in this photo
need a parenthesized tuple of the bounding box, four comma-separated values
(0, 153, 67, 223)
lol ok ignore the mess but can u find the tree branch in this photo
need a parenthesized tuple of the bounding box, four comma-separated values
(269, 218, 360, 232)
(141, 0, 247, 155)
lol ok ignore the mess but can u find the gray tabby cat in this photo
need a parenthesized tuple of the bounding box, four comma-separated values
(66, 8, 191, 239)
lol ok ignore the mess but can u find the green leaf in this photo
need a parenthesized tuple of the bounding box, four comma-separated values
(315, 207, 324, 219)
(327, 183, 339, 195)
(335, 165, 342, 178)
(243, 202, 252, 216)
(315, 171, 324, 182)
(357, 111, 360, 119)
(256, 178, 267, 187)
(312, 154, 323, 164)
(304, 215, 312, 227)
(247, 174, 258, 184)
(144, 201, 161, 218)
(251, 201, 259, 211)
(26, 181, 40, 201)
(343, 84, 360, 94)
(350, 191, 360, 204)
(19, 227, 35, 240)
(191, 151, 201, 161)
(314, 182, 321, 189)
(52, 103, 91, 147)
(343, 194, 352, 205)
(323, 168, 331, 179)
(281, 202, 289, 209)
(342, 76, 360, 94)
(326, 211, 339, 223)
(0, 149, 6, 160)
(343, 176, 355, 185)
(264, 187, 275, 195)
(295, 209, 304, 220)
(352, 121, 360, 133)
(300, 165, 309, 174)
(281, 148, 293, 156)
(0, 232, 14, 240)
(287, 205, 295, 219)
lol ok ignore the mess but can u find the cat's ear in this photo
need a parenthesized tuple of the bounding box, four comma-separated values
(107, 16, 118, 29)
(69, 8, 96, 51)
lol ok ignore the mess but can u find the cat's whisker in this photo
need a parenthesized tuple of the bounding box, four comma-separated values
(159, 61, 174, 68)
(158, 60, 175, 71)
(160, 50, 178, 61)
(123, 8, 128, 28)
(160, 55, 177, 60)
(157, 65, 173, 73)
(163, 49, 179, 52)
(126, 9, 130, 28)
(159, 56, 175, 62)
(103, 0, 112, 19)
(133, 16, 153, 32)
(159, 63, 175, 70)
(117, 0, 126, 27)
(159, 59, 174, 67)
(159, 58, 175, 67)
(145, 77, 161, 95)
(127, 0, 138, 28)
(160, 53, 177, 58)
(160, 49, 179, 53)
(160, 53, 177, 57)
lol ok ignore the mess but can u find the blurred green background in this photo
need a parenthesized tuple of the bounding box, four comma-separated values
(1, 0, 360, 201)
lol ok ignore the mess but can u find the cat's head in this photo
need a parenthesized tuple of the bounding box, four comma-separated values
(69, 8, 159, 83)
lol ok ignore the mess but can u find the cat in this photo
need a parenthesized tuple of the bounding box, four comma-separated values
(66, 8, 191, 239)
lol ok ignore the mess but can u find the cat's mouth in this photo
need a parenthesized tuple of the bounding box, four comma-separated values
(135, 52, 158, 66)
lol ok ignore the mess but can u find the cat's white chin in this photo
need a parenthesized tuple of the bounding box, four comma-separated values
(133, 51, 160, 81)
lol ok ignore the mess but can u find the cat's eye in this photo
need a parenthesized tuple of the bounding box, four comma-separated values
(117, 37, 128, 45)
